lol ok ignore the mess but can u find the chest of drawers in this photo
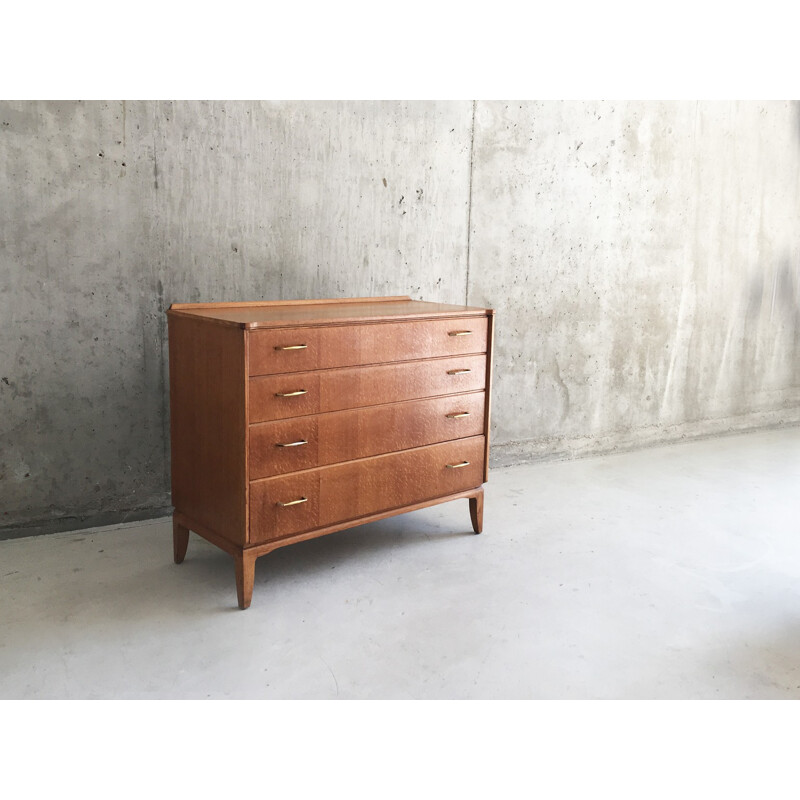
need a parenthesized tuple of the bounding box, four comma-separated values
(167, 296, 494, 609)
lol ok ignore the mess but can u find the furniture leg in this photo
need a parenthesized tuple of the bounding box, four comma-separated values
(234, 550, 256, 610)
(173, 517, 190, 564)
(469, 489, 483, 534)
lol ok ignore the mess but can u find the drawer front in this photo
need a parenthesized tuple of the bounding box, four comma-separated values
(249, 436, 485, 543)
(248, 316, 488, 376)
(249, 391, 485, 479)
(249, 354, 486, 423)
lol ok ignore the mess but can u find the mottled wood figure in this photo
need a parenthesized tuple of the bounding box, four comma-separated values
(168, 296, 494, 608)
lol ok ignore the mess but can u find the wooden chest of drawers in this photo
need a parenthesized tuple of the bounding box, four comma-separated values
(167, 296, 494, 609)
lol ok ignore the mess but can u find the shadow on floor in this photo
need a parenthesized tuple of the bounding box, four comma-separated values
(1, 509, 475, 635)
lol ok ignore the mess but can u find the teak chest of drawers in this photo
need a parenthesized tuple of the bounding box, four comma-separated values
(167, 296, 494, 608)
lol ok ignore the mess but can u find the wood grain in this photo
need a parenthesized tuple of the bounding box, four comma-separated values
(245, 488, 485, 557)
(171, 295, 411, 310)
(248, 316, 488, 375)
(168, 296, 493, 609)
(168, 313, 247, 545)
(469, 490, 484, 534)
(234, 550, 257, 610)
(169, 299, 490, 329)
(173, 517, 189, 563)
(172, 511, 242, 557)
(249, 436, 485, 543)
(483, 310, 495, 483)
(249, 354, 486, 423)
(249, 391, 485, 478)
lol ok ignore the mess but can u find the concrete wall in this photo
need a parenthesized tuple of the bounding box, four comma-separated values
(2, 100, 799, 537)
(469, 102, 800, 464)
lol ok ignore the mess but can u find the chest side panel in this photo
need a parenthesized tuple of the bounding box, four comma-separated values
(168, 314, 247, 545)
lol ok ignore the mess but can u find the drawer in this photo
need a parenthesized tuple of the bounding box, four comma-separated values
(249, 436, 485, 543)
(249, 354, 486, 423)
(248, 316, 488, 376)
(249, 391, 485, 479)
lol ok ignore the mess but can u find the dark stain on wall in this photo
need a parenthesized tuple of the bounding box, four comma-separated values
(0, 100, 475, 539)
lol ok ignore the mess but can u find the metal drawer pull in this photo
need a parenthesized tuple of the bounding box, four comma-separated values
(446, 412, 470, 419)
(275, 389, 307, 397)
(446, 461, 470, 469)
(448, 330, 472, 336)
(276, 439, 308, 448)
(274, 344, 308, 350)
(447, 368, 471, 375)
(277, 497, 308, 507)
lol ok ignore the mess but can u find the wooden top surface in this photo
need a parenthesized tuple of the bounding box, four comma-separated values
(167, 296, 492, 329)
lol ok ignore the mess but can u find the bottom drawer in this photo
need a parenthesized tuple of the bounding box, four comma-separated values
(249, 436, 485, 544)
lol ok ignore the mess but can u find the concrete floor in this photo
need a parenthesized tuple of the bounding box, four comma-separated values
(1, 427, 799, 699)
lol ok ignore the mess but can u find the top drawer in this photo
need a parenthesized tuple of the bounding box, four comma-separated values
(248, 316, 488, 376)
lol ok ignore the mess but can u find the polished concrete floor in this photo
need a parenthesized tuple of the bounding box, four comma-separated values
(1, 427, 799, 699)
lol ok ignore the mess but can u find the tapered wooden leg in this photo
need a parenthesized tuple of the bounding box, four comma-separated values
(173, 517, 190, 564)
(469, 490, 484, 534)
(234, 550, 256, 610)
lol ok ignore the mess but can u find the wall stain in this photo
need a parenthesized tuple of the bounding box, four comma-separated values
(3, 100, 799, 538)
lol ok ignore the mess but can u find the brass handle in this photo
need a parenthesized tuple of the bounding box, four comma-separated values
(446, 412, 470, 419)
(275, 389, 307, 397)
(446, 461, 470, 469)
(276, 440, 308, 448)
(447, 369, 471, 375)
(448, 330, 472, 337)
(276, 497, 308, 507)
(274, 344, 308, 350)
